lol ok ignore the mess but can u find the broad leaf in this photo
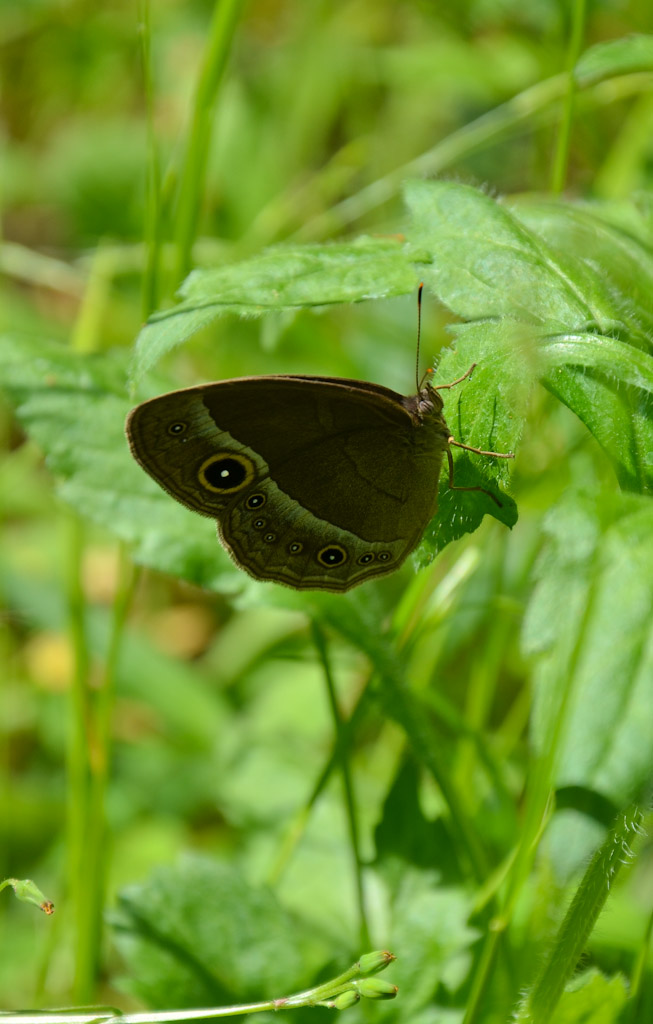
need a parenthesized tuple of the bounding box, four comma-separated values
(554, 970, 628, 1023)
(111, 855, 313, 1008)
(523, 490, 653, 804)
(508, 197, 653, 348)
(406, 180, 653, 495)
(539, 333, 653, 493)
(405, 179, 593, 328)
(418, 319, 527, 560)
(575, 34, 653, 86)
(131, 237, 417, 383)
(0, 335, 237, 591)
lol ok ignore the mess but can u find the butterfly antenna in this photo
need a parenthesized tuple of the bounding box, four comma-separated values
(415, 282, 424, 392)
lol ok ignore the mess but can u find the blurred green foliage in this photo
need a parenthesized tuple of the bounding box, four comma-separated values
(1, 2, 653, 1024)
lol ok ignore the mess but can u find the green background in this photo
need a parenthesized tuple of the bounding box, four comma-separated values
(1, 3, 652, 1023)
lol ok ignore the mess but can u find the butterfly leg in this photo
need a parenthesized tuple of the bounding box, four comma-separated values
(433, 363, 477, 391)
(449, 438, 515, 460)
(445, 445, 512, 508)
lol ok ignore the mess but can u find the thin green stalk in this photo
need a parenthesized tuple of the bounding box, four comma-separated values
(383, 676, 488, 882)
(63, 513, 93, 1002)
(311, 622, 370, 949)
(627, 900, 653, 1024)
(292, 73, 569, 241)
(516, 805, 643, 1023)
(319, 599, 489, 882)
(270, 549, 505, 890)
(291, 70, 650, 244)
(65, 245, 129, 1001)
(550, 0, 587, 194)
(0, 950, 397, 1024)
(462, 548, 604, 1024)
(138, 0, 163, 317)
(76, 549, 138, 999)
(455, 615, 511, 802)
(267, 676, 372, 886)
(69, 246, 117, 354)
(421, 682, 513, 812)
(173, 0, 247, 283)
(0, 558, 11, 888)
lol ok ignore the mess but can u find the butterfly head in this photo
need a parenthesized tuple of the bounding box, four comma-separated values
(415, 380, 444, 421)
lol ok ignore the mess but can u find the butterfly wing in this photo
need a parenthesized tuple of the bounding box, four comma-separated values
(126, 376, 449, 591)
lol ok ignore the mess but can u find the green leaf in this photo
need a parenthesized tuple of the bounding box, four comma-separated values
(0, 334, 237, 591)
(376, 869, 478, 1018)
(518, 968, 628, 1024)
(524, 490, 653, 803)
(111, 855, 314, 1008)
(374, 758, 456, 883)
(540, 333, 653, 493)
(405, 181, 653, 496)
(575, 34, 653, 86)
(417, 319, 528, 560)
(405, 179, 593, 328)
(554, 970, 628, 1023)
(131, 237, 418, 383)
(507, 197, 653, 347)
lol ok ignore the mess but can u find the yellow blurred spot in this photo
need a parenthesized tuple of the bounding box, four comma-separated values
(149, 604, 215, 659)
(82, 546, 121, 603)
(24, 631, 73, 691)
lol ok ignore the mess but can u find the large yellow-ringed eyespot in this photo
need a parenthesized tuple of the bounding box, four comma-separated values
(317, 544, 348, 568)
(198, 452, 255, 493)
(168, 421, 187, 436)
(245, 493, 266, 510)
(357, 552, 375, 565)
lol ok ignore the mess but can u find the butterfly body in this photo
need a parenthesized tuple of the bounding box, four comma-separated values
(126, 375, 452, 591)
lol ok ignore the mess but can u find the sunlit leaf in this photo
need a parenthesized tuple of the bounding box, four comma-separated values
(524, 490, 653, 803)
(131, 237, 417, 383)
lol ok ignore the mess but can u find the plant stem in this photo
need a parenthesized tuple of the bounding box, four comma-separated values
(550, 0, 587, 194)
(64, 513, 93, 1002)
(319, 598, 489, 882)
(266, 676, 372, 886)
(515, 805, 643, 1023)
(0, 952, 396, 1024)
(312, 621, 371, 949)
(463, 540, 604, 1024)
(138, 0, 163, 317)
(77, 549, 138, 1000)
(292, 73, 570, 240)
(173, 0, 246, 283)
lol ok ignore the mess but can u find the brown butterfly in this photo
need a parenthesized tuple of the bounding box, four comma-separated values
(126, 353, 513, 592)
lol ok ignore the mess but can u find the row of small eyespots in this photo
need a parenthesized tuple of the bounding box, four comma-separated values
(244, 492, 393, 569)
(188, 452, 395, 570)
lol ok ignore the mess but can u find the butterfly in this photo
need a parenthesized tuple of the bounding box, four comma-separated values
(126, 360, 513, 591)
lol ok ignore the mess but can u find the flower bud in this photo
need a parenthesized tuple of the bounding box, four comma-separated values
(8, 878, 54, 914)
(354, 978, 398, 1000)
(358, 950, 396, 975)
(332, 990, 360, 1010)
